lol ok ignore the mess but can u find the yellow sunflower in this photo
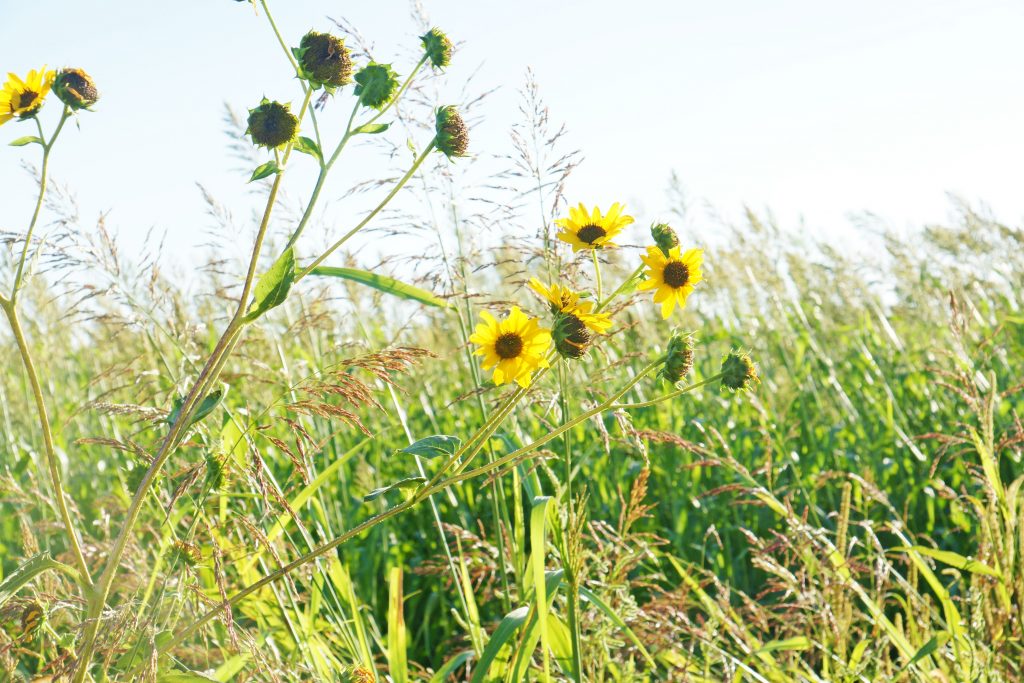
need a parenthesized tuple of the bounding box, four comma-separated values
(0, 67, 55, 125)
(555, 202, 634, 252)
(528, 278, 612, 334)
(638, 245, 704, 318)
(469, 306, 551, 387)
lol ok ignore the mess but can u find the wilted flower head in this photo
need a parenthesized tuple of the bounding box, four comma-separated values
(0, 67, 54, 125)
(721, 350, 759, 391)
(552, 312, 592, 360)
(52, 68, 99, 110)
(353, 62, 399, 110)
(294, 30, 353, 91)
(246, 98, 299, 149)
(651, 222, 680, 256)
(434, 105, 469, 159)
(421, 27, 453, 69)
(659, 331, 695, 385)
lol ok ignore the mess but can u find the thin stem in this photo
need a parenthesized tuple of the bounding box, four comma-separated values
(596, 263, 644, 313)
(257, 0, 301, 75)
(610, 374, 721, 410)
(592, 250, 603, 302)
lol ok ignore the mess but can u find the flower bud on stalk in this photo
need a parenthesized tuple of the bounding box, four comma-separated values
(651, 222, 679, 256)
(420, 27, 453, 69)
(353, 62, 400, 110)
(553, 312, 592, 359)
(246, 99, 299, 149)
(659, 331, 694, 385)
(721, 350, 759, 391)
(53, 68, 99, 110)
(434, 105, 469, 159)
(294, 31, 353, 91)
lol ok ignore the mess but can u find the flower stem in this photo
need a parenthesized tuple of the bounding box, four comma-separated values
(592, 250, 603, 302)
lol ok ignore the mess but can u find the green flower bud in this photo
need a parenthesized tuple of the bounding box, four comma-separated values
(659, 332, 694, 385)
(246, 98, 299, 149)
(294, 31, 353, 91)
(651, 222, 679, 256)
(53, 68, 99, 110)
(552, 312, 592, 360)
(166, 540, 202, 568)
(353, 62, 400, 110)
(420, 27, 453, 69)
(434, 105, 469, 159)
(721, 350, 759, 392)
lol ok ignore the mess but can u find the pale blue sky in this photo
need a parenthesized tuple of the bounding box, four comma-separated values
(2, 0, 1022, 270)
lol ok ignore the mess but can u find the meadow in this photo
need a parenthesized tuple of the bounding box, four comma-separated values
(1, 3, 1023, 682)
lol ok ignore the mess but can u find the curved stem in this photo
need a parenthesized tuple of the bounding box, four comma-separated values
(610, 374, 721, 410)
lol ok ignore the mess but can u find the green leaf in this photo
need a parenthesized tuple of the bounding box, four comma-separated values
(469, 606, 529, 683)
(351, 122, 390, 135)
(309, 266, 449, 309)
(248, 160, 280, 183)
(579, 585, 658, 670)
(363, 476, 426, 502)
(754, 637, 811, 655)
(246, 247, 295, 320)
(157, 671, 219, 682)
(166, 388, 225, 429)
(9, 135, 43, 147)
(398, 435, 461, 459)
(428, 651, 474, 683)
(293, 136, 322, 161)
(1, 553, 80, 608)
(894, 545, 1002, 578)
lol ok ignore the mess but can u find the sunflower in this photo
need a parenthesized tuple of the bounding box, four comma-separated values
(528, 278, 612, 334)
(555, 202, 634, 252)
(469, 306, 551, 387)
(638, 245, 704, 318)
(0, 67, 55, 125)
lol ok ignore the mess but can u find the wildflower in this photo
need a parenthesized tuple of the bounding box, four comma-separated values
(528, 278, 611, 334)
(638, 245, 704, 318)
(353, 62, 399, 110)
(294, 31, 353, 91)
(434, 105, 469, 159)
(166, 540, 202, 568)
(659, 331, 694, 385)
(650, 222, 679, 256)
(555, 203, 634, 252)
(21, 602, 43, 637)
(721, 350, 759, 391)
(552, 312, 592, 359)
(469, 306, 551, 387)
(52, 68, 99, 110)
(0, 67, 55, 125)
(421, 27, 453, 69)
(246, 99, 299, 149)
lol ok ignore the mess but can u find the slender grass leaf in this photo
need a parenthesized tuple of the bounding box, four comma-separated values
(309, 266, 449, 308)
(469, 606, 529, 683)
(579, 585, 657, 670)
(387, 567, 408, 683)
(893, 545, 1002, 578)
(363, 476, 426, 502)
(428, 650, 474, 683)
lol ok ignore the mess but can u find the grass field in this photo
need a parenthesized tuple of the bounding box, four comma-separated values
(1, 5, 1023, 682)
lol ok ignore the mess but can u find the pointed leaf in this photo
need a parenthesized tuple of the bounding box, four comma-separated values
(166, 388, 225, 429)
(398, 435, 461, 459)
(248, 160, 280, 183)
(309, 266, 449, 308)
(293, 136, 322, 161)
(1, 553, 80, 608)
(363, 476, 426, 502)
(246, 247, 295, 319)
(9, 135, 43, 147)
(352, 122, 390, 135)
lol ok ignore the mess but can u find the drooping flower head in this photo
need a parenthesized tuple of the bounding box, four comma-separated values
(294, 31, 354, 91)
(659, 331, 695, 385)
(721, 350, 759, 392)
(0, 67, 55, 125)
(469, 306, 551, 387)
(638, 245, 704, 318)
(246, 98, 299, 149)
(555, 203, 634, 252)
(434, 105, 468, 159)
(52, 68, 99, 111)
(421, 27, 453, 69)
(353, 62, 400, 110)
(528, 278, 611, 334)
(552, 313, 592, 359)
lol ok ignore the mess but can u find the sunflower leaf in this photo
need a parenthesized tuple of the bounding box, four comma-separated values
(248, 160, 280, 183)
(246, 248, 295, 320)
(363, 476, 427, 503)
(398, 435, 461, 459)
(165, 388, 225, 429)
(8, 136, 44, 147)
(351, 122, 390, 136)
(293, 136, 322, 161)
(309, 266, 449, 308)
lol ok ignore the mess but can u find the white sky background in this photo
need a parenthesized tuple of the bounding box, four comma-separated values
(1, 0, 1022, 278)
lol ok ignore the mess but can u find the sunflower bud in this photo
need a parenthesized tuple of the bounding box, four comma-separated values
(167, 540, 202, 568)
(721, 350, 758, 391)
(246, 99, 299, 149)
(659, 332, 694, 385)
(434, 105, 468, 159)
(552, 312, 592, 359)
(420, 27, 453, 69)
(294, 31, 353, 91)
(651, 223, 679, 256)
(53, 68, 99, 110)
(353, 63, 400, 110)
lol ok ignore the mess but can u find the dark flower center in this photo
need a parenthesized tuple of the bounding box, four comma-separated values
(576, 224, 606, 244)
(495, 332, 524, 359)
(663, 261, 690, 288)
(17, 90, 38, 110)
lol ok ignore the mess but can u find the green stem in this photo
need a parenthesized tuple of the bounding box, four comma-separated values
(610, 374, 721, 410)
(596, 263, 644, 313)
(592, 250, 603, 302)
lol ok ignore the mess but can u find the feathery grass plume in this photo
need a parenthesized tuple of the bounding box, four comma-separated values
(353, 62, 399, 109)
(0, 67, 54, 124)
(245, 98, 299, 149)
(638, 244, 704, 318)
(420, 27, 453, 69)
(658, 331, 695, 385)
(294, 30, 353, 91)
(555, 202, 634, 251)
(434, 105, 469, 159)
(52, 68, 99, 110)
(720, 349, 759, 391)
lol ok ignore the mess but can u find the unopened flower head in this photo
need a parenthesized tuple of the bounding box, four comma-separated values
(166, 540, 202, 568)
(294, 30, 353, 91)
(555, 203, 634, 252)
(528, 278, 612, 334)
(659, 331, 695, 385)
(353, 62, 400, 110)
(651, 222, 680, 256)
(0, 67, 54, 125)
(246, 98, 299, 149)
(721, 350, 759, 392)
(553, 312, 592, 359)
(638, 245, 704, 318)
(421, 27, 453, 69)
(469, 306, 551, 387)
(434, 105, 469, 159)
(52, 68, 99, 110)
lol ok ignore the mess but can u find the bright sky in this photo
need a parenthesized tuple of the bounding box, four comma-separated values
(1, 0, 1022, 270)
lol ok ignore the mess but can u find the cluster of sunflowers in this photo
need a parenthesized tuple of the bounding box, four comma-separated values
(0, 66, 98, 125)
(467, 202, 752, 391)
